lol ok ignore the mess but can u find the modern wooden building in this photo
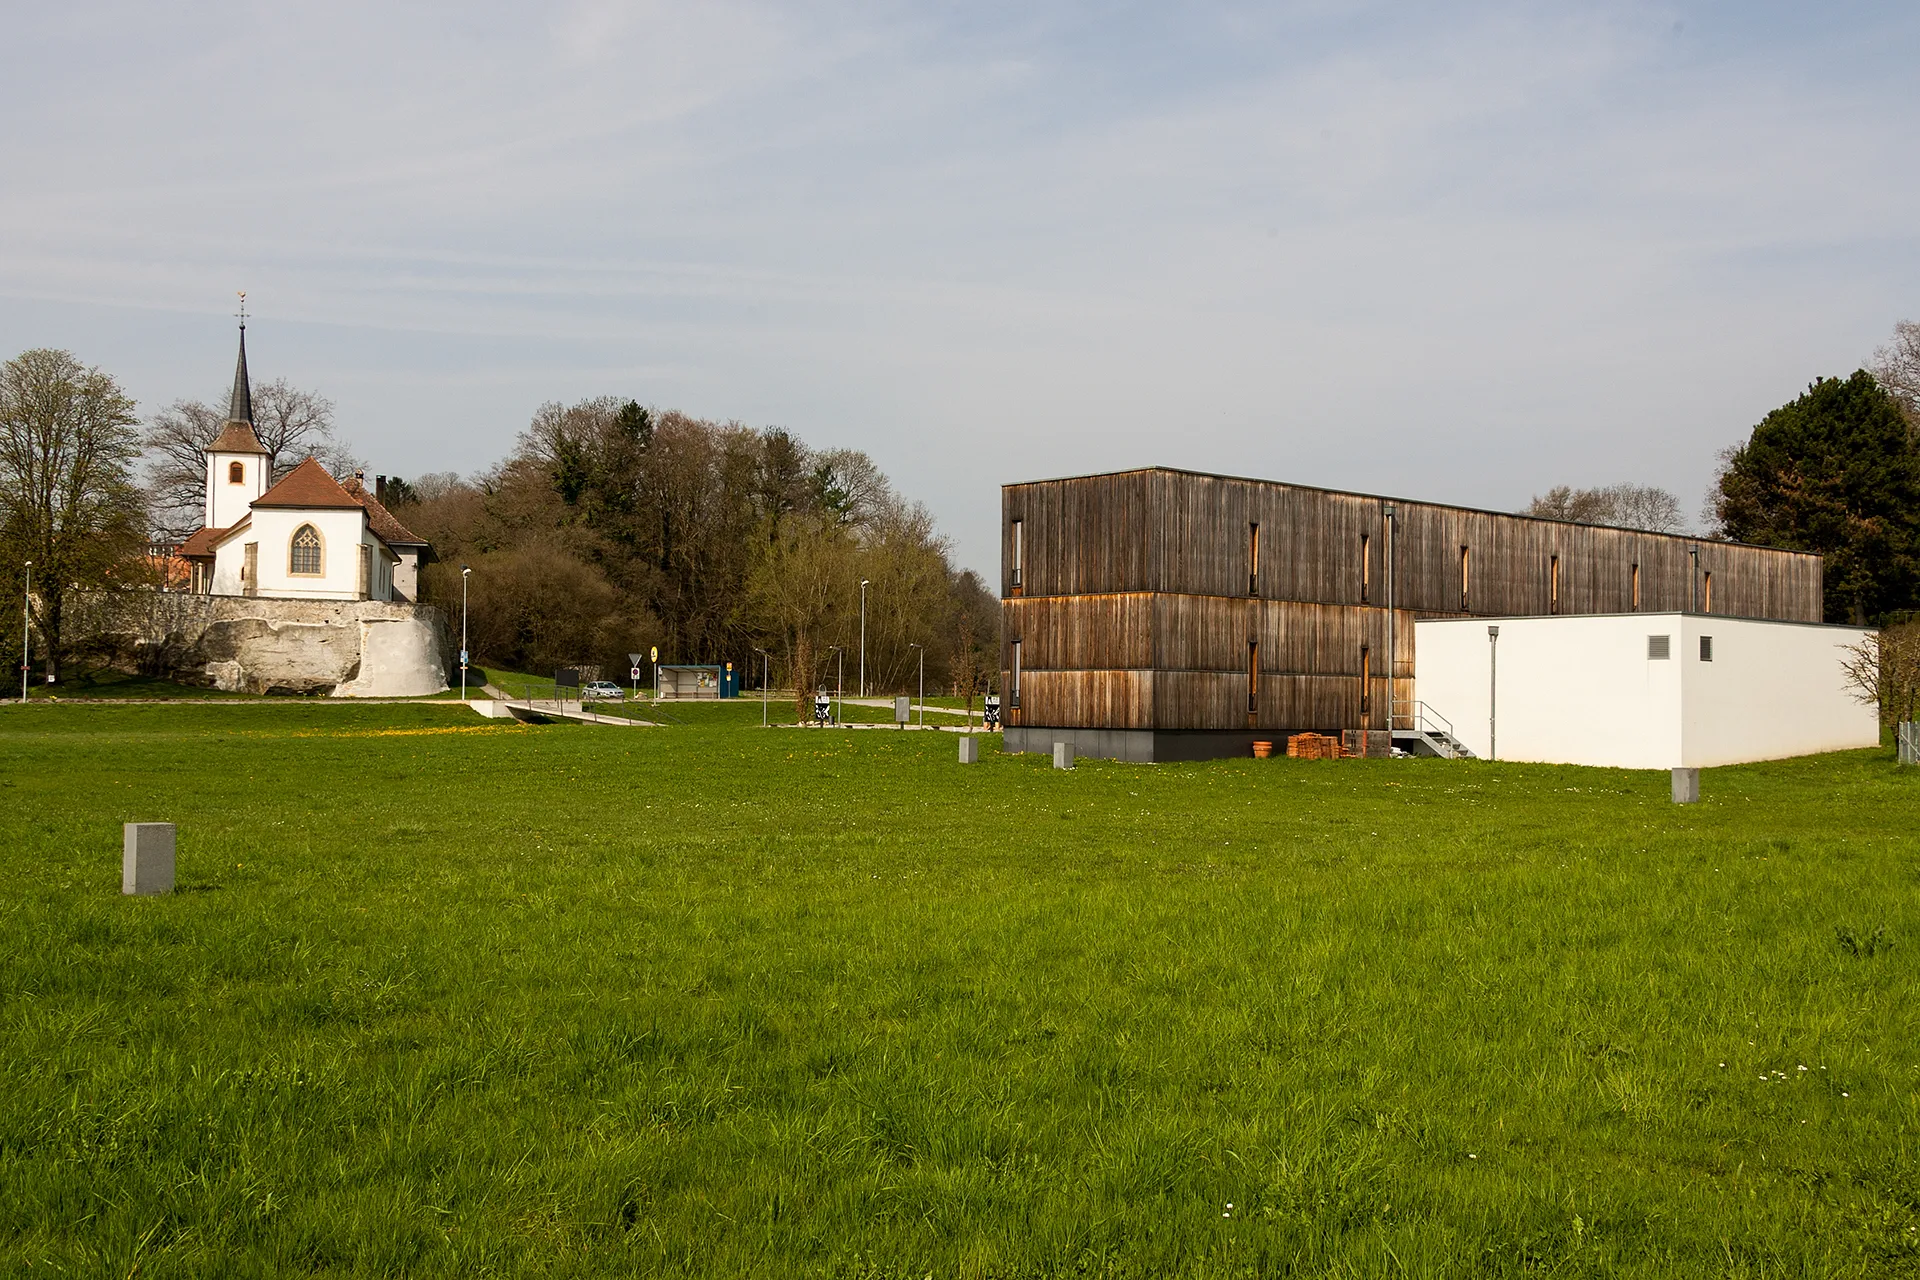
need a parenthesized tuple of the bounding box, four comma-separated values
(999, 468, 1824, 761)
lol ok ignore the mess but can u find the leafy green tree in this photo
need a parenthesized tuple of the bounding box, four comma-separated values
(0, 349, 147, 681)
(1710, 371, 1920, 624)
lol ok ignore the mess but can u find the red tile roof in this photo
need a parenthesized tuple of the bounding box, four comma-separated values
(209, 421, 269, 454)
(340, 475, 428, 547)
(252, 457, 365, 510)
(177, 525, 228, 560)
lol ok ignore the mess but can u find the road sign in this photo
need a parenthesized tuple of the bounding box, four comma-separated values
(628, 652, 642, 666)
(459, 649, 468, 665)
(630, 667, 643, 680)
(650, 646, 659, 662)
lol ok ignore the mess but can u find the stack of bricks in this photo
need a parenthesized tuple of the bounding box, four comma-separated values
(1286, 732, 1346, 760)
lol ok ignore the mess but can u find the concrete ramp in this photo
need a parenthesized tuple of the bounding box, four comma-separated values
(467, 699, 654, 727)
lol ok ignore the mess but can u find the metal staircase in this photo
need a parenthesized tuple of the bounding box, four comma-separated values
(1391, 700, 1476, 759)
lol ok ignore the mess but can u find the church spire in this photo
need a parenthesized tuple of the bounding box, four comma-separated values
(228, 292, 253, 425)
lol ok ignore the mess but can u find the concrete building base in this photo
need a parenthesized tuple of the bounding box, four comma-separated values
(1006, 726, 1313, 763)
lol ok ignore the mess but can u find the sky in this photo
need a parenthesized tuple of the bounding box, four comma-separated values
(2, 1, 1916, 576)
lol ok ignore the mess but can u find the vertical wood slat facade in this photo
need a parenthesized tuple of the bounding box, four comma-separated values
(1002, 468, 1823, 740)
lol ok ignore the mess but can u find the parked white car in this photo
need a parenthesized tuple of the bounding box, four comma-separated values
(581, 680, 626, 700)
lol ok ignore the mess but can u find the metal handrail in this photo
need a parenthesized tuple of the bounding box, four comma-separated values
(1391, 699, 1455, 738)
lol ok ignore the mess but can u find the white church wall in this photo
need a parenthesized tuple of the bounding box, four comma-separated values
(1414, 613, 1878, 770)
(209, 508, 396, 601)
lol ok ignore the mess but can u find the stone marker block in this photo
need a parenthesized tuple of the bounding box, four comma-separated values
(123, 823, 175, 895)
(958, 736, 979, 764)
(1671, 768, 1699, 805)
(1053, 741, 1075, 771)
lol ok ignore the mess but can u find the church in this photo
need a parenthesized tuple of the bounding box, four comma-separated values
(177, 321, 432, 602)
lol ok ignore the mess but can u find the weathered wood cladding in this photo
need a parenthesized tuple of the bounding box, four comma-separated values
(1004, 469, 1823, 623)
(1003, 593, 1411, 733)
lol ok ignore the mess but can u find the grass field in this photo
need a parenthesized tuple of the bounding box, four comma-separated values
(1, 704, 1916, 1277)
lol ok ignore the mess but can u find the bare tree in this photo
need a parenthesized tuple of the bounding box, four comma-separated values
(144, 378, 360, 534)
(1525, 483, 1685, 533)
(1839, 622, 1920, 727)
(0, 349, 148, 682)
(1872, 319, 1920, 432)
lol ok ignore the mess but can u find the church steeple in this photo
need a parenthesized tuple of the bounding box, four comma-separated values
(228, 294, 253, 425)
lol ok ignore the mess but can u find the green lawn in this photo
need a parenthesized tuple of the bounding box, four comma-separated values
(1, 704, 1915, 1277)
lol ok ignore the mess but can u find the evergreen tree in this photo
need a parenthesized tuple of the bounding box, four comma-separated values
(1711, 371, 1920, 624)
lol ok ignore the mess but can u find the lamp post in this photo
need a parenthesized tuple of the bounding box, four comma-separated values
(859, 579, 870, 698)
(908, 641, 923, 727)
(460, 564, 471, 700)
(19, 560, 29, 704)
(1487, 625, 1499, 761)
(754, 646, 769, 727)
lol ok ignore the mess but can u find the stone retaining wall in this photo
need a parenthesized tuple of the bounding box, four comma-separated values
(78, 592, 450, 696)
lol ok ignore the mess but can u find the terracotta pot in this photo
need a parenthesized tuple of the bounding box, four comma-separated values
(1251, 740, 1273, 759)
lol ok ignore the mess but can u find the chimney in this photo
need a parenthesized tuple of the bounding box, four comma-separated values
(375, 474, 386, 503)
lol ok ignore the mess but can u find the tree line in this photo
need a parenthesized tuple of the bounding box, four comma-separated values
(390, 397, 998, 716)
(3, 321, 1919, 692)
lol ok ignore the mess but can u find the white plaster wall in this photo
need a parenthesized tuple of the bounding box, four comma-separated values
(1414, 614, 1878, 770)
(1413, 614, 1682, 769)
(1677, 616, 1877, 766)
(210, 507, 394, 600)
(204, 451, 266, 529)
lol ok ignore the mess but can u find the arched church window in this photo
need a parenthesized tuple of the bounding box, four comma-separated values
(290, 524, 323, 576)
(228, 461, 245, 484)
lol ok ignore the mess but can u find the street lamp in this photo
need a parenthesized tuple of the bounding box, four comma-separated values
(908, 641, 923, 727)
(1487, 625, 1500, 761)
(19, 560, 30, 704)
(859, 579, 870, 698)
(460, 564, 471, 701)
(753, 646, 769, 727)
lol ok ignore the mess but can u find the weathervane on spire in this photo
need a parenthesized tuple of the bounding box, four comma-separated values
(235, 291, 248, 330)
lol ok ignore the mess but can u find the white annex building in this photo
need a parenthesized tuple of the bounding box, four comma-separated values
(1414, 613, 1878, 770)
(178, 322, 430, 602)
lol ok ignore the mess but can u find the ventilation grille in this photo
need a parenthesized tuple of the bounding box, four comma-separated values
(1700, 636, 1713, 662)
(1648, 635, 1671, 660)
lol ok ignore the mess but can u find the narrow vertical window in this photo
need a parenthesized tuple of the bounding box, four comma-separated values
(1360, 534, 1371, 603)
(1631, 563, 1640, 611)
(1248, 523, 1260, 597)
(1360, 644, 1372, 715)
(1550, 555, 1560, 614)
(1459, 545, 1471, 610)
(228, 461, 244, 484)
(1703, 571, 1713, 614)
(1247, 640, 1259, 713)
(357, 544, 372, 598)
(1700, 635, 1714, 662)
(1011, 519, 1023, 591)
(1010, 639, 1021, 709)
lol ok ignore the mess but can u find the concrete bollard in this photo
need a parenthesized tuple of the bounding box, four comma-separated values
(958, 736, 979, 764)
(123, 823, 175, 895)
(1053, 741, 1075, 771)
(1671, 768, 1699, 805)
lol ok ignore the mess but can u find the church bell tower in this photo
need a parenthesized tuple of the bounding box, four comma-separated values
(204, 299, 270, 530)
